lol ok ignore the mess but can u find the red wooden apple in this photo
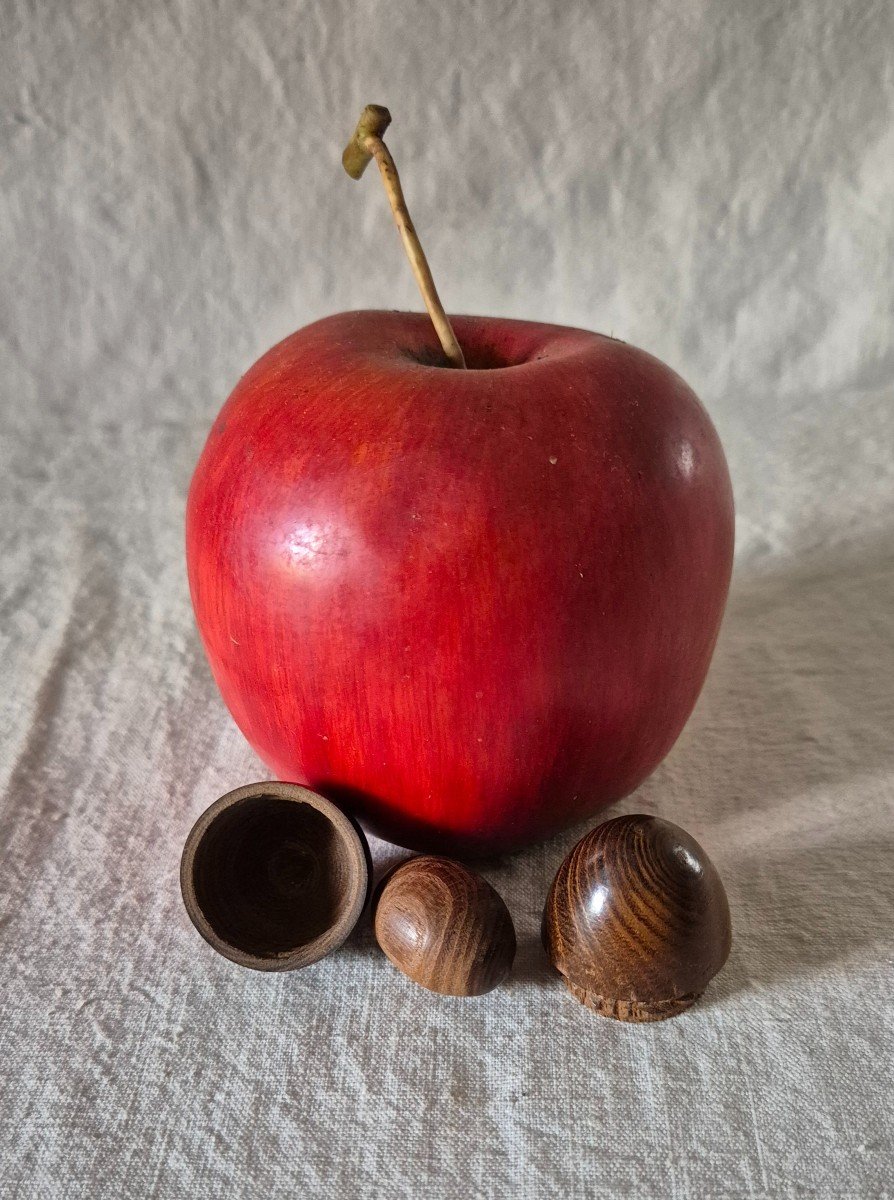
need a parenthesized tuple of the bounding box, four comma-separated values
(186, 308, 733, 854)
(187, 106, 734, 854)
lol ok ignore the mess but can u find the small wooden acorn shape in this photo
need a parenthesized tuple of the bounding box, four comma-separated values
(373, 856, 516, 996)
(543, 814, 731, 1021)
(180, 782, 370, 971)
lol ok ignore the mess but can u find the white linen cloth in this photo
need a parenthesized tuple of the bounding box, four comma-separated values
(2, 1, 893, 1195)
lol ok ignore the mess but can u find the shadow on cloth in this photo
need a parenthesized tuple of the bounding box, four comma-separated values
(503, 531, 894, 995)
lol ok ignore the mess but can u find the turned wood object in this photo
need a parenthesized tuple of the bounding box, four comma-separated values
(543, 814, 731, 1021)
(373, 856, 516, 996)
(180, 781, 370, 971)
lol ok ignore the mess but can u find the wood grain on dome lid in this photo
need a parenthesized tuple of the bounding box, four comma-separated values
(543, 814, 731, 1021)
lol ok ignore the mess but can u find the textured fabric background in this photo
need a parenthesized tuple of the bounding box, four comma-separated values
(2, 1, 893, 1196)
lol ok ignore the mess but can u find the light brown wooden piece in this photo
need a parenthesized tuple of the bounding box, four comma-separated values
(373, 856, 515, 996)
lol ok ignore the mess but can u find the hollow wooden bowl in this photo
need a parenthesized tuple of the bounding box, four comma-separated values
(180, 781, 370, 971)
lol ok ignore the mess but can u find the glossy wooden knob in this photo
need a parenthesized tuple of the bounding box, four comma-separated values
(373, 856, 516, 996)
(543, 814, 731, 1021)
(181, 782, 370, 971)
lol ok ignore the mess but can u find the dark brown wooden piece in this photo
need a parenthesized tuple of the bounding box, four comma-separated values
(373, 856, 516, 996)
(543, 814, 731, 1021)
(180, 781, 370, 971)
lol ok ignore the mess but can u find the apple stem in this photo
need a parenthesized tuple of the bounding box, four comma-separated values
(343, 106, 467, 369)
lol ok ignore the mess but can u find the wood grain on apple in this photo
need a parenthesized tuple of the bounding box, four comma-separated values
(186, 310, 734, 854)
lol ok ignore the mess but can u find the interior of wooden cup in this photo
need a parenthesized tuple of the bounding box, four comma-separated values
(181, 784, 369, 970)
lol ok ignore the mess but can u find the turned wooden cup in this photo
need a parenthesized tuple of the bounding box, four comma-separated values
(180, 782, 370, 971)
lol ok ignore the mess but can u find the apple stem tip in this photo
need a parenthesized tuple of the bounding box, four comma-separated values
(342, 105, 392, 179)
